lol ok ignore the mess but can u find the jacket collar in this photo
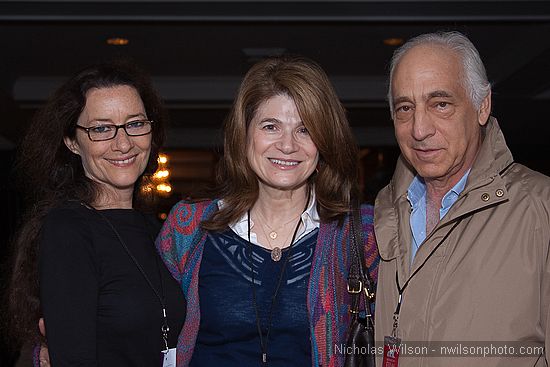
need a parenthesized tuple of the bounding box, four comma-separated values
(464, 117, 514, 190)
(375, 117, 514, 265)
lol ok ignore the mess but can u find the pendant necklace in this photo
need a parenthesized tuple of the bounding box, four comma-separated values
(246, 190, 311, 365)
(254, 218, 294, 261)
(255, 209, 303, 240)
(253, 205, 304, 261)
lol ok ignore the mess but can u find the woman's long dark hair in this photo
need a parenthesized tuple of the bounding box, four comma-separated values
(3, 61, 166, 349)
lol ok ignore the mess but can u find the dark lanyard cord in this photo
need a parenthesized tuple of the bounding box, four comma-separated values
(248, 214, 301, 365)
(94, 208, 170, 349)
(247, 190, 310, 365)
(393, 219, 462, 320)
(393, 214, 546, 364)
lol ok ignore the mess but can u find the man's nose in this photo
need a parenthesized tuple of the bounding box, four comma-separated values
(411, 108, 436, 141)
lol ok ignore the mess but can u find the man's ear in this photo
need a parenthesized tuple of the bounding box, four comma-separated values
(478, 90, 492, 126)
(63, 136, 80, 155)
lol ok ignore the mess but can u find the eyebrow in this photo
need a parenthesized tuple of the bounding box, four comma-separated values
(258, 118, 305, 127)
(87, 113, 147, 124)
(259, 118, 281, 124)
(427, 90, 453, 99)
(392, 96, 412, 106)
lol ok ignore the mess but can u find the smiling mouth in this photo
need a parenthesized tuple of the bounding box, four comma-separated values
(107, 155, 137, 166)
(415, 147, 440, 151)
(269, 158, 299, 166)
(413, 148, 441, 158)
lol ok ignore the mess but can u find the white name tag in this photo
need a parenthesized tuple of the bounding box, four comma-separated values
(162, 348, 176, 367)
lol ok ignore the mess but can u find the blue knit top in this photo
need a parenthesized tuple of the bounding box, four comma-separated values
(190, 228, 319, 367)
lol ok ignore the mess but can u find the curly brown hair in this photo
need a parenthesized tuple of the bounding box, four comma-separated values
(4, 60, 166, 349)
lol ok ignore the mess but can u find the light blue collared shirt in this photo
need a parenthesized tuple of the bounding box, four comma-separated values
(407, 170, 470, 262)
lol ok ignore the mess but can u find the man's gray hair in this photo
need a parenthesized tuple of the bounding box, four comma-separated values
(387, 31, 491, 115)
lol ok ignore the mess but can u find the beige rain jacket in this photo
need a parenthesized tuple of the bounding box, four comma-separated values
(374, 118, 550, 366)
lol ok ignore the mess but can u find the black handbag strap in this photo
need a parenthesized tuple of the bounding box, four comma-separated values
(348, 200, 375, 317)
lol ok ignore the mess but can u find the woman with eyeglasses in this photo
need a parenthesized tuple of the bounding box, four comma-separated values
(6, 62, 186, 366)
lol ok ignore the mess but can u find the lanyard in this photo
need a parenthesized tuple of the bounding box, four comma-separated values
(248, 213, 301, 365)
(247, 190, 310, 365)
(94, 207, 171, 352)
(391, 219, 461, 337)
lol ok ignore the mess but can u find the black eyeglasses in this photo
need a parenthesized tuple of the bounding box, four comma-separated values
(76, 120, 153, 141)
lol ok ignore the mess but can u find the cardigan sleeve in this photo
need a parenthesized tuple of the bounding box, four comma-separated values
(156, 200, 216, 282)
(156, 201, 191, 281)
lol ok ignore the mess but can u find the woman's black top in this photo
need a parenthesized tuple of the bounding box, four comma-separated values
(39, 201, 186, 366)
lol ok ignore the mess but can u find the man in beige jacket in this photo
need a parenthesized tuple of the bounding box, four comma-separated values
(374, 31, 550, 366)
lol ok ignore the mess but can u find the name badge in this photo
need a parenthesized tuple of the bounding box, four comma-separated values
(382, 336, 400, 367)
(161, 347, 176, 367)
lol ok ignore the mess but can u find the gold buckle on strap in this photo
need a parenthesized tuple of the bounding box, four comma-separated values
(347, 279, 363, 294)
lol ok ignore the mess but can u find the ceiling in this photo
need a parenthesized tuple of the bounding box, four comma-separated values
(1, 0, 550, 193)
